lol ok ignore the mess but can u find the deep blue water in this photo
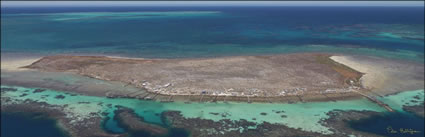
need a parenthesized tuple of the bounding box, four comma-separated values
(1, 112, 67, 137)
(1, 6, 424, 60)
(350, 112, 424, 137)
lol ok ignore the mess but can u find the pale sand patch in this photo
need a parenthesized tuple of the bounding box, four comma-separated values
(330, 56, 386, 90)
(330, 55, 424, 95)
(105, 55, 148, 60)
(1, 58, 41, 71)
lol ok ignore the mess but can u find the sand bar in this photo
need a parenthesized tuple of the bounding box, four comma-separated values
(1, 58, 41, 71)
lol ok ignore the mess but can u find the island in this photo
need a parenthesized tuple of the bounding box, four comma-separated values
(23, 53, 364, 102)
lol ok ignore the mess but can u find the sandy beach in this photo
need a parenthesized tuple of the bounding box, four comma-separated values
(330, 55, 424, 95)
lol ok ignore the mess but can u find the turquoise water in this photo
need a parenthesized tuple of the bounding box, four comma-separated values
(104, 108, 125, 133)
(378, 90, 425, 112)
(2, 85, 424, 135)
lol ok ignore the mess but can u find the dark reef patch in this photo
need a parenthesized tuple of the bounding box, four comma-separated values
(272, 110, 285, 114)
(163, 111, 326, 137)
(1, 97, 121, 137)
(209, 112, 220, 115)
(77, 102, 91, 104)
(33, 89, 46, 93)
(110, 107, 190, 137)
(114, 108, 168, 136)
(19, 93, 28, 97)
(403, 103, 425, 118)
(221, 112, 230, 117)
(322, 110, 384, 137)
(1, 87, 17, 92)
(321, 110, 425, 137)
(55, 95, 66, 99)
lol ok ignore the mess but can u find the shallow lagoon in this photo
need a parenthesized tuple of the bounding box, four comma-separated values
(2, 85, 423, 135)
